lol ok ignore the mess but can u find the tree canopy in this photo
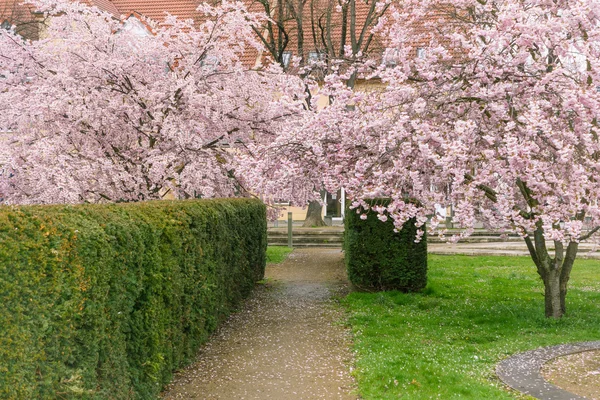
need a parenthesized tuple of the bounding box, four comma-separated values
(0, 0, 306, 204)
(250, 0, 600, 317)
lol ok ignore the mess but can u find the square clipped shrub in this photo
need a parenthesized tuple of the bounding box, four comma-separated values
(0, 198, 266, 399)
(344, 200, 427, 291)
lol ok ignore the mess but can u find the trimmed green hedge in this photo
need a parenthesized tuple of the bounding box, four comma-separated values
(0, 199, 266, 399)
(344, 201, 427, 292)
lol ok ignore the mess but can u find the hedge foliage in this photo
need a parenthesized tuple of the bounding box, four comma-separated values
(344, 201, 427, 292)
(0, 199, 267, 399)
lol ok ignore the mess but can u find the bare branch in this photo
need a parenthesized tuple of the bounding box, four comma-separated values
(579, 226, 600, 241)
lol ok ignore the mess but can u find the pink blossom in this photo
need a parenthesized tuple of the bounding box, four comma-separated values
(0, 0, 307, 204)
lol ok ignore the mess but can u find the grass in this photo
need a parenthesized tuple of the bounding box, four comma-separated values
(266, 246, 293, 264)
(343, 254, 600, 399)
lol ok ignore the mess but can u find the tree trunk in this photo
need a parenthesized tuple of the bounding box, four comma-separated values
(525, 229, 578, 319)
(303, 200, 326, 227)
(295, 0, 304, 62)
(541, 268, 564, 318)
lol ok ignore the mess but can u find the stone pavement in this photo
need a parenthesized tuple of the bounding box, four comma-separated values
(428, 241, 600, 259)
(496, 342, 600, 400)
(267, 225, 600, 257)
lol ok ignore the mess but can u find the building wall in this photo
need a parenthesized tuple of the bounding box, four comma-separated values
(275, 205, 309, 222)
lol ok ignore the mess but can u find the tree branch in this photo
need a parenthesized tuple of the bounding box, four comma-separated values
(524, 235, 540, 266)
(579, 226, 600, 241)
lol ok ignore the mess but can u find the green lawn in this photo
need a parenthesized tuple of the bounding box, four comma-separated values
(266, 246, 293, 264)
(343, 254, 600, 399)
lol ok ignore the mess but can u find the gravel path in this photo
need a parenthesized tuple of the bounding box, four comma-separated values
(543, 350, 600, 400)
(496, 341, 600, 399)
(161, 248, 357, 400)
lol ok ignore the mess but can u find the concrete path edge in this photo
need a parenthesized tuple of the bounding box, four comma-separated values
(496, 341, 600, 399)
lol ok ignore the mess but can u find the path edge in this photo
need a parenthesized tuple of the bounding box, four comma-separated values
(496, 341, 600, 400)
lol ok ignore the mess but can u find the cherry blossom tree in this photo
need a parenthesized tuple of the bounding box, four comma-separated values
(247, 0, 392, 227)
(249, 0, 600, 318)
(0, 0, 306, 204)
(3, 0, 599, 318)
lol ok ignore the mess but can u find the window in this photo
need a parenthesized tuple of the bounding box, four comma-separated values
(120, 16, 151, 38)
(416, 47, 426, 59)
(1, 20, 12, 31)
(384, 48, 400, 67)
(308, 51, 326, 63)
(200, 54, 220, 70)
(281, 51, 292, 69)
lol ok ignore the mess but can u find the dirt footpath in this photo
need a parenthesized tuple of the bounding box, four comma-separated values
(161, 248, 357, 400)
(543, 349, 600, 400)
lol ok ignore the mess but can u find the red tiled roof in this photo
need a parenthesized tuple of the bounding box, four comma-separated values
(86, 0, 121, 18)
(0, 0, 34, 20)
(107, 0, 261, 65)
(3, 0, 442, 68)
(0, 0, 261, 65)
(109, 0, 203, 22)
(0, 0, 205, 24)
(244, 0, 393, 67)
(1, 0, 121, 21)
(0, 0, 40, 39)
